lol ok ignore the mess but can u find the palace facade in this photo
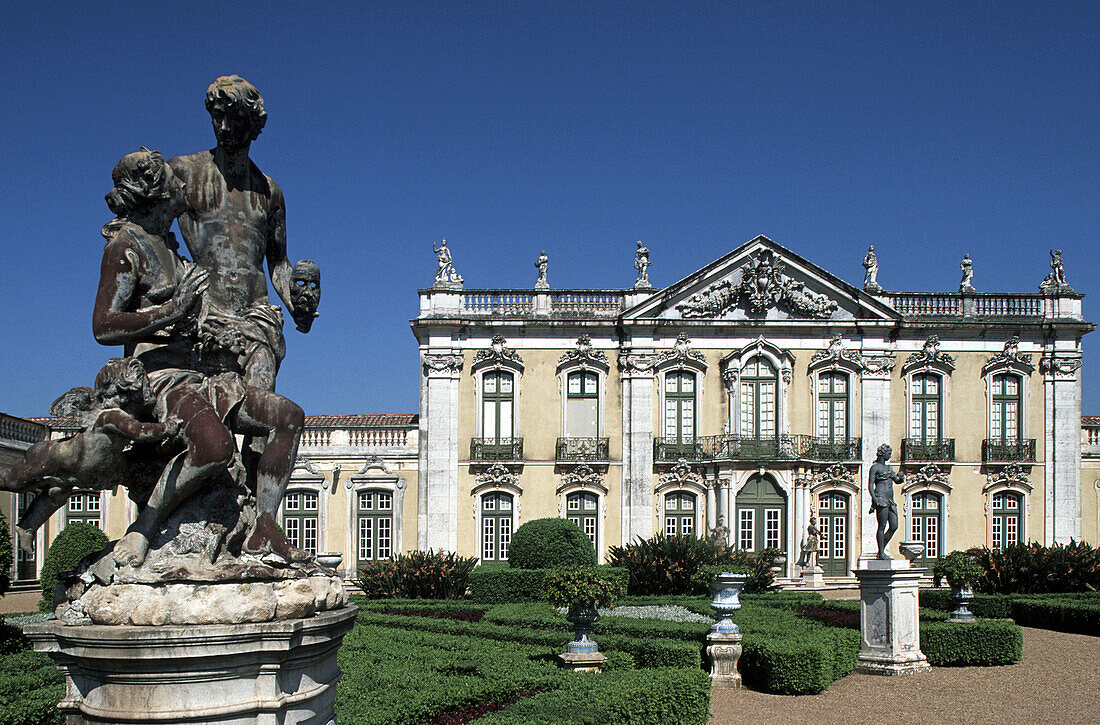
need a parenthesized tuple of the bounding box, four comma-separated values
(4, 235, 1099, 584)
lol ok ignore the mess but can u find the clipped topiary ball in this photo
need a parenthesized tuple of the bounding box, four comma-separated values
(39, 522, 108, 608)
(507, 517, 595, 569)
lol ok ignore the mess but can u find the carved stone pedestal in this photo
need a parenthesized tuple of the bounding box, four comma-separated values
(557, 651, 607, 672)
(25, 605, 357, 724)
(706, 630, 743, 689)
(854, 560, 930, 676)
(800, 565, 825, 588)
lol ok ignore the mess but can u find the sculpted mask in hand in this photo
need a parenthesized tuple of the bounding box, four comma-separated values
(290, 259, 320, 332)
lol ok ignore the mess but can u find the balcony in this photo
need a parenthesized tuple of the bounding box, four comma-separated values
(982, 439, 1037, 463)
(470, 437, 524, 462)
(556, 437, 610, 462)
(793, 436, 862, 461)
(901, 438, 956, 462)
(653, 435, 796, 462)
(654, 436, 711, 462)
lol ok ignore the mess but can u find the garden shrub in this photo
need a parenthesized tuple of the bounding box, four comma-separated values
(739, 628, 859, 695)
(1010, 597, 1100, 636)
(969, 541, 1100, 594)
(356, 550, 477, 599)
(0, 649, 64, 725)
(608, 534, 776, 595)
(507, 518, 595, 569)
(0, 508, 11, 597)
(39, 521, 108, 609)
(919, 589, 1014, 619)
(476, 667, 711, 725)
(921, 619, 1023, 666)
(468, 565, 628, 604)
(545, 566, 620, 608)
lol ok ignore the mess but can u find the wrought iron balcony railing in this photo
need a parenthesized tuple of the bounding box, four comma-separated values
(556, 437, 610, 462)
(901, 438, 956, 462)
(653, 435, 800, 462)
(792, 436, 863, 461)
(470, 438, 524, 461)
(982, 439, 1036, 463)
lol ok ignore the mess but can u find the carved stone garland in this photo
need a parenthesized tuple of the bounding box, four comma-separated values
(474, 334, 524, 368)
(902, 335, 956, 374)
(676, 249, 837, 319)
(422, 352, 464, 375)
(559, 334, 609, 368)
(983, 336, 1034, 376)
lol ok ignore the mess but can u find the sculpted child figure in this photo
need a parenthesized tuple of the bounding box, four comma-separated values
(868, 443, 904, 559)
(0, 358, 178, 553)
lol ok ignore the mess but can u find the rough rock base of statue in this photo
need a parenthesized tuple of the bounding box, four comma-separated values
(800, 564, 825, 588)
(854, 559, 930, 676)
(26, 605, 356, 725)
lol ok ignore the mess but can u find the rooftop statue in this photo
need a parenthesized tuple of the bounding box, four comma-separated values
(433, 237, 464, 288)
(534, 250, 549, 289)
(862, 245, 881, 293)
(959, 254, 975, 292)
(1041, 248, 1074, 293)
(3, 86, 344, 626)
(634, 240, 652, 289)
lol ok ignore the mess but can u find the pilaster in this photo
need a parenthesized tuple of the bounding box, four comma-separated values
(419, 351, 463, 551)
(1042, 353, 1083, 543)
(859, 352, 896, 562)
(620, 351, 656, 543)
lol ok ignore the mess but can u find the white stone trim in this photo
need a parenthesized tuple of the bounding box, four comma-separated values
(722, 337, 795, 440)
(983, 464, 1031, 548)
(281, 461, 328, 554)
(471, 466, 522, 564)
(557, 363, 608, 439)
(557, 465, 608, 563)
(347, 458, 407, 566)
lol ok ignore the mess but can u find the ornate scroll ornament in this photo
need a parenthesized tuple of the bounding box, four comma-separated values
(721, 367, 739, 389)
(473, 334, 524, 369)
(985, 463, 1033, 493)
(983, 335, 1035, 376)
(902, 335, 956, 375)
(653, 333, 707, 370)
(474, 463, 521, 491)
(292, 458, 322, 476)
(558, 334, 609, 369)
(558, 464, 607, 494)
(676, 249, 837, 319)
(359, 456, 387, 474)
(858, 353, 897, 377)
(1039, 355, 1082, 379)
(658, 459, 702, 486)
(905, 463, 951, 490)
(813, 463, 855, 488)
(422, 352, 463, 375)
(809, 334, 864, 375)
(618, 349, 657, 374)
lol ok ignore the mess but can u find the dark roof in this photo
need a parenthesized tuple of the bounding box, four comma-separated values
(23, 416, 81, 430)
(1084, 416, 1100, 426)
(304, 414, 417, 427)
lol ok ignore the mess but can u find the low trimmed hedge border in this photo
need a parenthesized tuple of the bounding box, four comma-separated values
(920, 590, 1100, 635)
(468, 565, 629, 604)
(921, 619, 1023, 666)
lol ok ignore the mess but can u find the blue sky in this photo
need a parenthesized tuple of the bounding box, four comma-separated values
(2, 2, 1098, 416)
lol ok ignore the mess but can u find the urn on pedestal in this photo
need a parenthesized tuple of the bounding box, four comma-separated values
(706, 572, 746, 688)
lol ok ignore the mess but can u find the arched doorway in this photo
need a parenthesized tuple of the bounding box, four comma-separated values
(736, 474, 787, 558)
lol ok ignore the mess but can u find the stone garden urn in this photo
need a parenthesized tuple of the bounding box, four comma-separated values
(316, 552, 343, 572)
(709, 572, 748, 634)
(949, 585, 976, 622)
(564, 603, 601, 654)
(898, 540, 925, 563)
(707, 572, 747, 689)
(770, 553, 787, 576)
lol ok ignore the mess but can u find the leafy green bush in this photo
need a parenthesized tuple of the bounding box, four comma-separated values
(1010, 597, 1100, 636)
(919, 589, 1014, 619)
(39, 522, 108, 609)
(608, 534, 776, 595)
(507, 518, 595, 569)
(0, 649, 64, 725)
(356, 550, 477, 599)
(921, 619, 1023, 666)
(933, 550, 985, 589)
(0, 508, 12, 597)
(970, 541, 1100, 594)
(467, 566, 549, 603)
(476, 667, 711, 725)
(545, 566, 620, 608)
(739, 626, 859, 695)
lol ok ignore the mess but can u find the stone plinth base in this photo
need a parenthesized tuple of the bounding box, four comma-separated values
(558, 651, 606, 672)
(854, 560, 930, 676)
(800, 566, 825, 588)
(25, 605, 357, 724)
(706, 631, 743, 689)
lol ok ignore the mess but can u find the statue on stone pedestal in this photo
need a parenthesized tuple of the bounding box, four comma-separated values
(959, 254, 974, 292)
(798, 516, 821, 568)
(1040, 248, 1073, 293)
(634, 240, 652, 288)
(708, 515, 729, 552)
(862, 245, 881, 292)
(433, 237, 463, 288)
(534, 250, 549, 289)
(869, 443, 903, 559)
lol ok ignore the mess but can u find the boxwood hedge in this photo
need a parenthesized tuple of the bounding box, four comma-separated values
(921, 619, 1023, 666)
(468, 565, 629, 604)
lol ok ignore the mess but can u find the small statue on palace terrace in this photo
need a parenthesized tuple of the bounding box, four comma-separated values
(959, 254, 975, 292)
(863, 245, 881, 293)
(634, 240, 652, 288)
(534, 249, 549, 289)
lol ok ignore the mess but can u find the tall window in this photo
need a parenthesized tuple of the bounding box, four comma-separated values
(736, 474, 787, 557)
(817, 372, 849, 442)
(482, 372, 514, 440)
(909, 374, 943, 442)
(15, 493, 36, 580)
(663, 492, 696, 536)
(282, 491, 319, 555)
(991, 492, 1022, 550)
(357, 490, 393, 565)
(816, 491, 849, 576)
(741, 357, 777, 440)
(991, 374, 1022, 443)
(664, 372, 696, 442)
(66, 492, 101, 528)
(566, 492, 599, 551)
(910, 492, 942, 568)
(565, 371, 599, 437)
(481, 492, 513, 561)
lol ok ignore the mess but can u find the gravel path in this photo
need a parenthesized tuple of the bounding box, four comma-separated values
(710, 627, 1100, 725)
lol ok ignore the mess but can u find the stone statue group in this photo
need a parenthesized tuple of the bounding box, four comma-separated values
(0, 77, 339, 621)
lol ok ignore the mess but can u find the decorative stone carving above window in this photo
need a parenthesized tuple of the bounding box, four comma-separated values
(557, 464, 608, 495)
(809, 334, 863, 373)
(721, 336, 795, 377)
(901, 336, 956, 375)
(808, 463, 859, 495)
(983, 463, 1033, 494)
(618, 350, 657, 374)
(675, 250, 838, 319)
(858, 353, 897, 377)
(422, 353, 464, 375)
(903, 464, 952, 491)
(982, 336, 1035, 376)
(558, 334, 610, 371)
(472, 334, 524, 371)
(1039, 355, 1082, 380)
(652, 333, 707, 372)
(658, 459, 705, 489)
(473, 463, 522, 494)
